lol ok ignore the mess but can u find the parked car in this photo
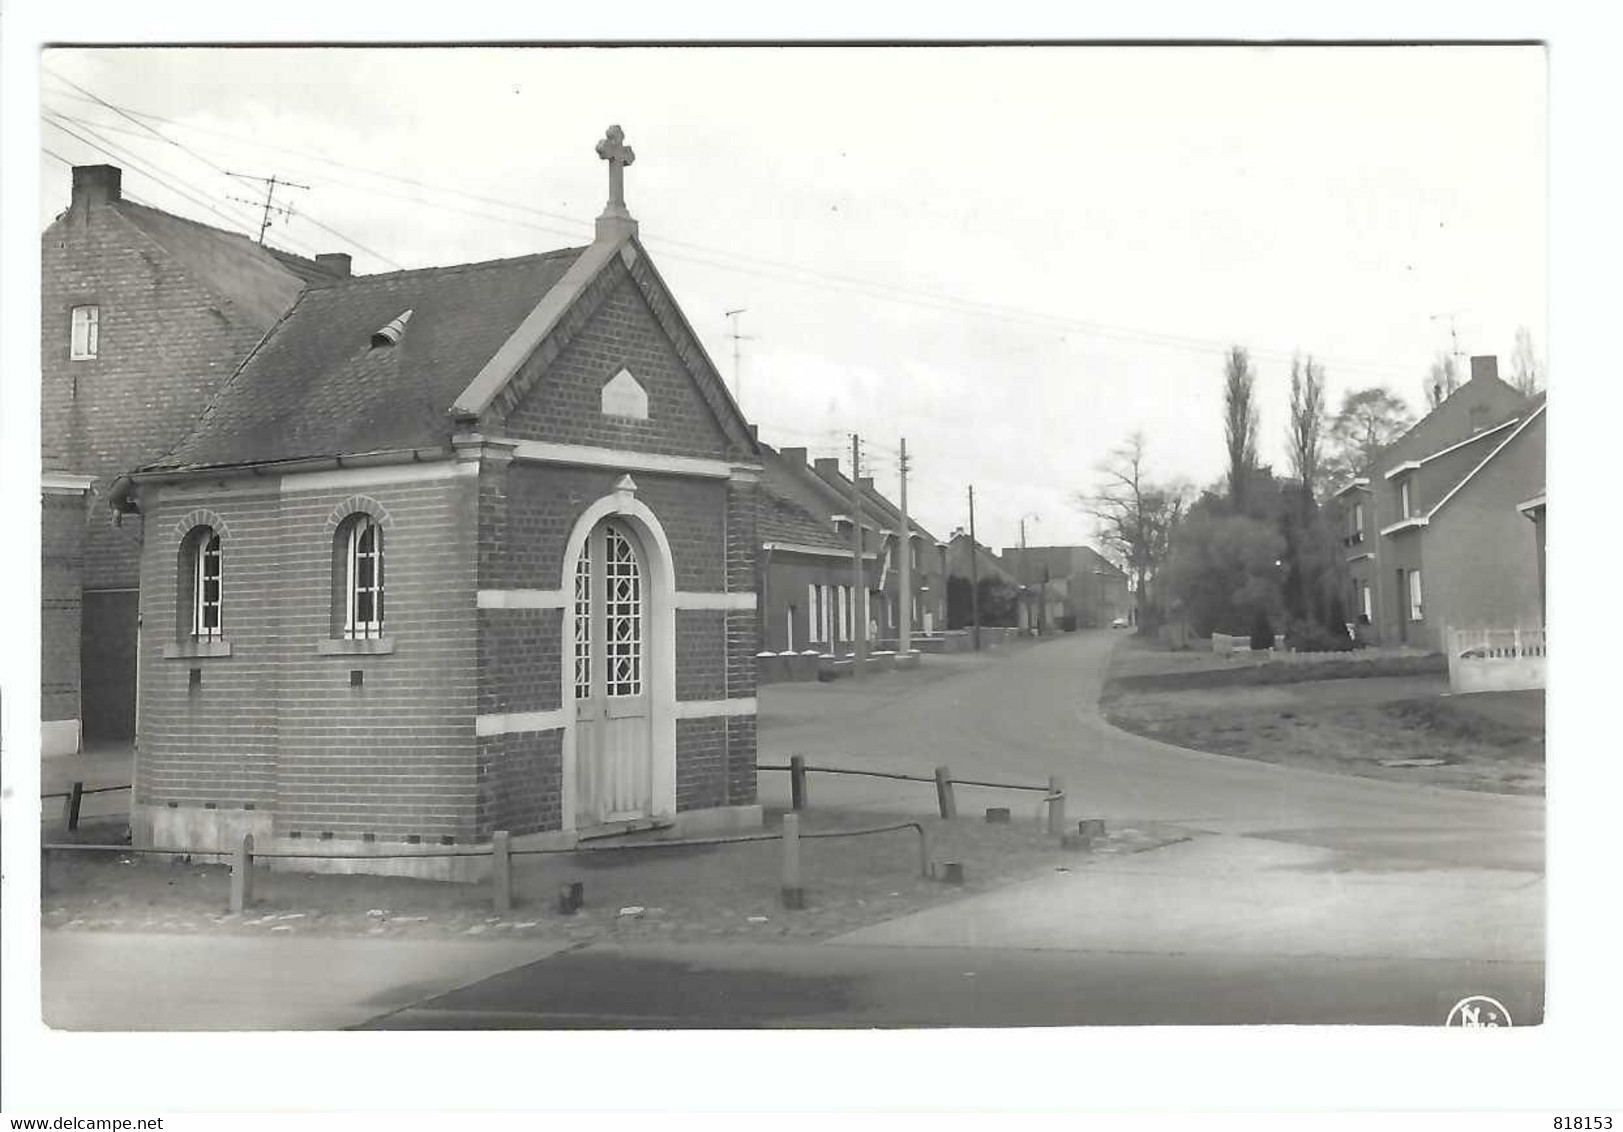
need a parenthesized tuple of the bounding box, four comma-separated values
(1111, 616, 1129, 629)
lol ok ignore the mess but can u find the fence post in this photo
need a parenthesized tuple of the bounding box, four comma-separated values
(934, 765, 957, 820)
(916, 823, 932, 878)
(1046, 775, 1066, 837)
(492, 830, 512, 915)
(780, 812, 805, 909)
(230, 833, 254, 914)
(67, 781, 84, 832)
(790, 754, 808, 812)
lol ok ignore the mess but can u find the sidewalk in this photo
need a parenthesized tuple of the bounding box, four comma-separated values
(831, 831, 1544, 964)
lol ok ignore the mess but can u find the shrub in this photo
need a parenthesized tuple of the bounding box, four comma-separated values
(1286, 618, 1354, 653)
(1249, 610, 1275, 650)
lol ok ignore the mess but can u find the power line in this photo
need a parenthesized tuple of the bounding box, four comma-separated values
(42, 77, 402, 270)
(42, 113, 269, 243)
(39, 90, 1418, 381)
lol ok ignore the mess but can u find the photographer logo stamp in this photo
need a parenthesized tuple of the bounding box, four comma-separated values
(1446, 995, 1514, 1027)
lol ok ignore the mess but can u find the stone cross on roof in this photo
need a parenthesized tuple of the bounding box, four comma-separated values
(596, 125, 636, 220)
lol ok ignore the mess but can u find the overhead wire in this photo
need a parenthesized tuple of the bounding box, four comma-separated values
(40, 85, 1420, 382)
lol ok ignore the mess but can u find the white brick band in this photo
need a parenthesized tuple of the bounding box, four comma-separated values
(673, 591, 757, 611)
(475, 709, 567, 737)
(674, 697, 757, 720)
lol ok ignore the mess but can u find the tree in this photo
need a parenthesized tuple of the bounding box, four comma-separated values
(1322, 386, 1414, 488)
(1164, 496, 1285, 639)
(1076, 432, 1187, 632)
(1511, 325, 1545, 395)
(1286, 353, 1327, 500)
(1425, 352, 1460, 410)
(1223, 346, 1260, 506)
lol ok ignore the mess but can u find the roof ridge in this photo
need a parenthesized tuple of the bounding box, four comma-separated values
(116, 199, 326, 269)
(314, 246, 586, 288)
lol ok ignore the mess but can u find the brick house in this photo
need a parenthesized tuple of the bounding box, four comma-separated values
(1336, 355, 1544, 652)
(802, 453, 949, 644)
(108, 128, 763, 875)
(41, 163, 348, 755)
(756, 443, 873, 656)
(999, 545, 1132, 631)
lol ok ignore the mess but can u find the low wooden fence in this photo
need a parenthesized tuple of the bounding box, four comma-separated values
(40, 781, 130, 832)
(40, 815, 930, 917)
(758, 756, 1069, 835)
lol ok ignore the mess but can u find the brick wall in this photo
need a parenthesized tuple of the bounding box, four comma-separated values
(478, 729, 563, 837)
(42, 206, 291, 587)
(41, 492, 86, 724)
(136, 466, 481, 845)
(504, 261, 737, 459)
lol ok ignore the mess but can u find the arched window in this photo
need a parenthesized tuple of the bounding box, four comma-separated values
(336, 514, 385, 639)
(181, 526, 222, 640)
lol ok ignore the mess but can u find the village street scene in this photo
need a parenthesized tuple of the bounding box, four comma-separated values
(25, 47, 1546, 1035)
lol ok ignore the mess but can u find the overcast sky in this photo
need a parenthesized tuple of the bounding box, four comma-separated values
(37, 45, 1546, 553)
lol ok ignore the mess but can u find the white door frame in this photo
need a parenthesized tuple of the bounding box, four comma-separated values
(557, 479, 676, 832)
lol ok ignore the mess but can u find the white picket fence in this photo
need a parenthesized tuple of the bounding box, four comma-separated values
(1448, 627, 1546, 693)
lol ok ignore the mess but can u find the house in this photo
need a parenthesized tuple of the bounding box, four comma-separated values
(999, 544, 1132, 631)
(108, 127, 763, 876)
(803, 453, 949, 644)
(756, 442, 871, 657)
(945, 531, 1018, 628)
(40, 163, 351, 756)
(1336, 355, 1544, 653)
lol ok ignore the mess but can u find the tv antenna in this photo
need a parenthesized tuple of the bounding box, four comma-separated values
(724, 308, 755, 406)
(1428, 310, 1467, 362)
(227, 172, 311, 245)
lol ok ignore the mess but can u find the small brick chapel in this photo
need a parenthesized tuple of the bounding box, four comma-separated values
(111, 127, 764, 875)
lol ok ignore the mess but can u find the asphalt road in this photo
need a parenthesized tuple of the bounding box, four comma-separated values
(358, 941, 1542, 1029)
(364, 632, 1544, 1030)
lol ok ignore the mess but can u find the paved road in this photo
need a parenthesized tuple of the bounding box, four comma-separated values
(361, 941, 1542, 1029)
(42, 932, 567, 1030)
(761, 631, 1544, 874)
(366, 632, 1544, 1029)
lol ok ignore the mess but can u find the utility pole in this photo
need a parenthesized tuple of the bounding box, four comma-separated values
(851, 434, 867, 680)
(227, 172, 310, 245)
(898, 438, 912, 657)
(724, 308, 754, 408)
(968, 484, 981, 652)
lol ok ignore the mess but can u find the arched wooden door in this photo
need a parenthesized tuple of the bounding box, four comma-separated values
(573, 521, 653, 827)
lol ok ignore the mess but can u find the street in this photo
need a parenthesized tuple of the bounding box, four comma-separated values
(41, 631, 1544, 1029)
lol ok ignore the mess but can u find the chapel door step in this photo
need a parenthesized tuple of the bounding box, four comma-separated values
(574, 817, 675, 843)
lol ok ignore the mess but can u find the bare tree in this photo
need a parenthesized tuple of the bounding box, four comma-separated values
(1076, 432, 1186, 630)
(1425, 352, 1460, 410)
(1511, 325, 1545, 395)
(1223, 345, 1259, 506)
(1287, 353, 1327, 499)
(1322, 386, 1414, 487)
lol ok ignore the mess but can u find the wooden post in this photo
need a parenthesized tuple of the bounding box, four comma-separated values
(1047, 775, 1066, 837)
(917, 823, 931, 878)
(230, 833, 254, 914)
(492, 830, 512, 915)
(790, 754, 808, 812)
(67, 781, 84, 832)
(934, 765, 957, 820)
(780, 812, 805, 909)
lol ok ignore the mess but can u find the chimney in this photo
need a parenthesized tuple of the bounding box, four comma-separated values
(858, 476, 874, 492)
(747, 424, 759, 440)
(1469, 355, 1499, 383)
(814, 457, 842, 478)
(315, 252, 352, 278)
(71, 165, 122, 212)
(780, 447, 807, 467)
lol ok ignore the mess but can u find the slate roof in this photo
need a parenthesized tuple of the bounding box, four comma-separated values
(758, 446, 847, 552)
(151, 248, 586, 470)
(115, 201, 338, 328)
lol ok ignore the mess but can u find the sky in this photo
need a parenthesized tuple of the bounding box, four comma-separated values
(35, 45, 1546, 555)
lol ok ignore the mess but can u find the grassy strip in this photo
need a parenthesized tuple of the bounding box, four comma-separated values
(1105, 652, 1446, 695)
